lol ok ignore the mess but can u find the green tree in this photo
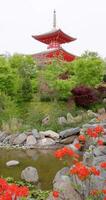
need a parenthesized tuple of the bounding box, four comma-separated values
(71, 56, 105, 87)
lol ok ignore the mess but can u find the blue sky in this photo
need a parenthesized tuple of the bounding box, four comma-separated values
(0, 0, 106, 57)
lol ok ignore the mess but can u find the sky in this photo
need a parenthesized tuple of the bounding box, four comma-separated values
(0, 0, 106, 58)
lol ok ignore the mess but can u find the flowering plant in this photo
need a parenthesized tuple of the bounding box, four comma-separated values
(0, 178, 29, 200)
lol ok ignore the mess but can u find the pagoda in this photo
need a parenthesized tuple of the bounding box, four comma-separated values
(32, 10, 76, 65)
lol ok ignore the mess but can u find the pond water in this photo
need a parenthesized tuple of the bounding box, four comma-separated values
(0, 148, 67, 190)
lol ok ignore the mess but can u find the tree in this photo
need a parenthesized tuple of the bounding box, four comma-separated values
(71, 56, 105, 87)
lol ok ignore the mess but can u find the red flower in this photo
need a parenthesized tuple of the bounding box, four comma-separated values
(74, 143, 81, 150)
(90, 189, 100, 196)
(97, 139, 103, 145)
(102, 190, 106, 194)
(100, 162, 106, 169)
(53, 191, 59, 198)
(78, 135, 86, 142)
(94, 125, 104, 134)
(90, 166, 100, 176)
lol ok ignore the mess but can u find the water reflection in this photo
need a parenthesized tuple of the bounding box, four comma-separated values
(0, 149, 65, 189)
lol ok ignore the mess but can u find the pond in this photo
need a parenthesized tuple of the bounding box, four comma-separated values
(0, 148, 67, 190)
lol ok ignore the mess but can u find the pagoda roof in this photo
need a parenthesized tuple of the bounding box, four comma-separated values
(32, 47, 76, 62)
(32, 29, 76, 45)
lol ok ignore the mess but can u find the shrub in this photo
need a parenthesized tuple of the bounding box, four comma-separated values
(71, 85, 98, 108)
(97, 86, 106, 98)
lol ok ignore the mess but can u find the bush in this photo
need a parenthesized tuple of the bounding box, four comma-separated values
(97, 86, 106, 99)
(71, 85, 98, 108)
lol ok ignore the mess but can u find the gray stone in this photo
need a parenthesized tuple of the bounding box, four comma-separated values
(32, 129, 40, 139)
(26, 135, 37, 146)
(41, 130, 59, 140)
(87, 110, 98, 118)
(98, 108, 105, 115)
(53, 167, 70, 183)
(2, 135, 12, 144)
(59, 135, 76, 144)
(93, 155, 106, 166)
(58, 117, 67, 125)
(0, 132, 7, 142)
(93, 146, 106, 157)
(67, 113, 74, 124)
(103, 98, 106, 103)
(38, 138, 55, 146)
(6, 160, 19, 167)
(59, 127, 80, 139)
(9, 134, 19, 145)
(21, 166, 39, 183)
(47, 175, 82, 200)
(13, 133, 27, 145)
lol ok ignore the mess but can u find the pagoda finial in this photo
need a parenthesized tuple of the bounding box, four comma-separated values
(53, 10, 56, 29)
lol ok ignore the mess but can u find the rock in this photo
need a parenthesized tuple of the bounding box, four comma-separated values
(42, 116, 50, 125)
(13, 133, 27, 145)
(38, 138, 55, 146)
(98, 108, 105, 115)
(21, 166, 39, 183)
(47, 175, 82, 200)
(32, 129, 40, 139)
(87, 110, 98, 118)
(0, 132, 7, 142)
(58, 117, 67, 125)
(26, 135, 37, 146)
(67, 113, 74, 124)
(53, 167, 70, 183)
(103, 98, 106, 103)
(59, 128, 80, 139)
(2, 135, 12, 144)
(41, 130, 59, 140)
(93, 155, 106, 166)
(9, 134, 19, 145)
(6, 160, 19, 167)
(74, 115, 82, 123)
(59, 135, 76, 144)
(93, 146, 106, 157)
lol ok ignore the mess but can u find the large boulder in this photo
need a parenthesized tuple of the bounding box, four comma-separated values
(47, 175, 82, 200)
(59, 128, 80, 139)
(13, 133, 27, 145)
(41, 130, 59, 140)
(25, 135, 37, 146)
(21, 166, 39, 183)
(6, 160, 19, 167)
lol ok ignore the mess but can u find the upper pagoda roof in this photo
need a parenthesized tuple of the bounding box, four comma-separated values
(32, 28, 76, 45)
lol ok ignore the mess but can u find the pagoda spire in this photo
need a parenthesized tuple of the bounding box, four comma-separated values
(53, 10, 56, 29)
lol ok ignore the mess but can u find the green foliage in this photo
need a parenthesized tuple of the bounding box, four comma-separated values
(17, 77, 33, 102)
(71, 56, 105, 87)
(0, 56, 15, 96)
(38, 60, 75, 101)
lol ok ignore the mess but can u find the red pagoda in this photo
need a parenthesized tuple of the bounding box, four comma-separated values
(32, 10, 76, 65)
